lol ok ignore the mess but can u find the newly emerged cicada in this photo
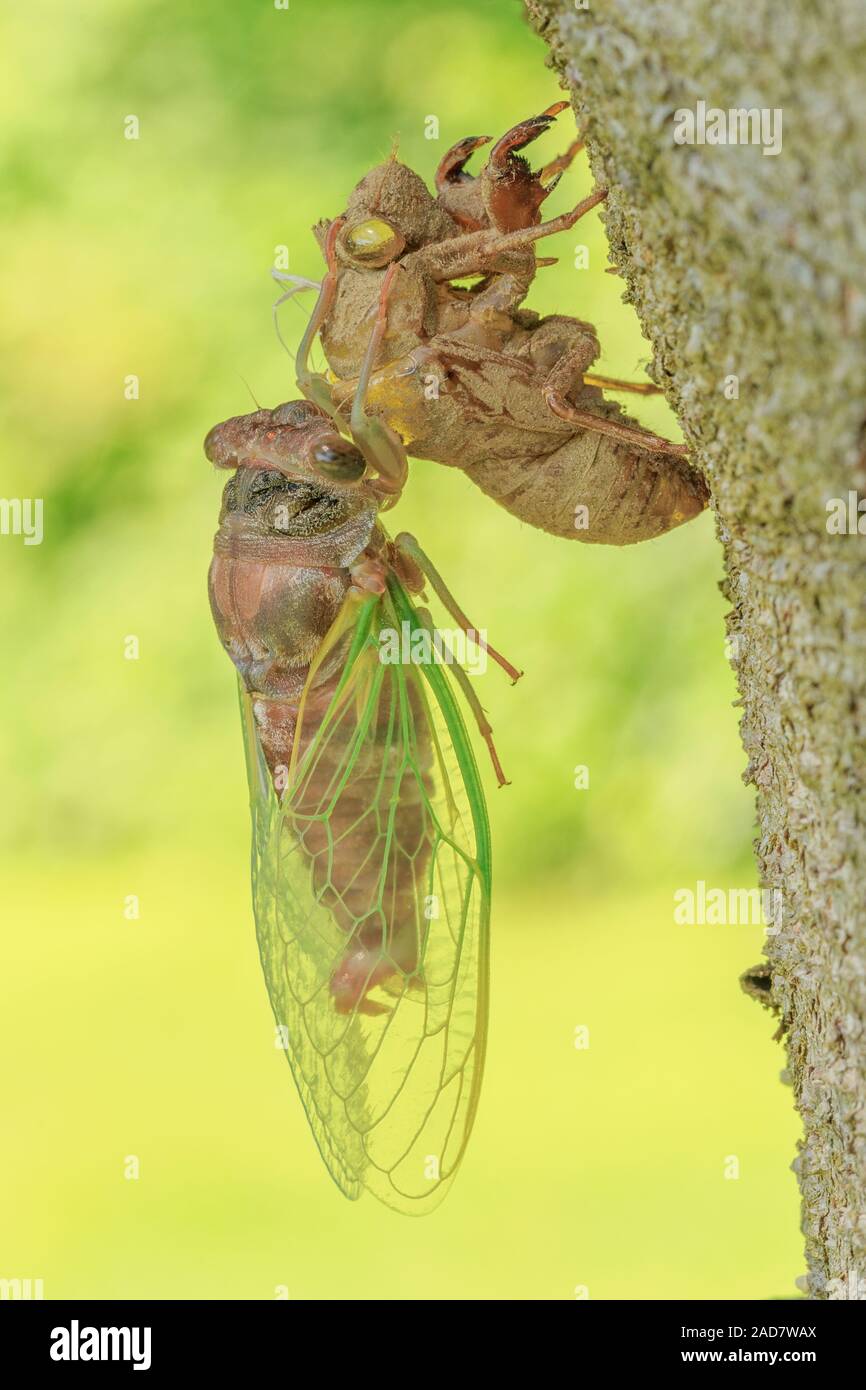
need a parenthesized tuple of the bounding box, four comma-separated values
(206, 400, 517, 1212)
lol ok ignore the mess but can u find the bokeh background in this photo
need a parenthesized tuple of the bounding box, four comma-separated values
(0, 0, 801, 1299)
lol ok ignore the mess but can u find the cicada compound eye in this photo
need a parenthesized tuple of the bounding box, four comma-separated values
(312, 438, 367, 484)
(342, 218, 406, 268)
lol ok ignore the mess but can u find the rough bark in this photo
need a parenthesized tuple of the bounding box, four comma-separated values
(524, 0, 866, 1298)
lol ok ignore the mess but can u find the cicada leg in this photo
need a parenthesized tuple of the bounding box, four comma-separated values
(544, 347, 689, 457)
(394, 532, 523, 685)
(483, 102, 576, 229)
(539, 137, 585, 186)
(545, 393, 690, 457)
(435, 105, 583, 234)
(582, 373, 664, 396)
(413, 606, 511, 789)
(435, 134, 493, 192)
(435, 134, 493, 231)
(480, 103, 588, 231)
(345, 263, 410, 503)
(415, 185, 608, 285)
(295, 217, 348, 423)
(297, 223, 409, 504)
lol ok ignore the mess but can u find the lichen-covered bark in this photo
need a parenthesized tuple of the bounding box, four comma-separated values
(525, 0, 866, 1298)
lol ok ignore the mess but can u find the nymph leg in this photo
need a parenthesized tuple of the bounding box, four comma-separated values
(543, 349, 689, 458)
(412, 187, 608, 284)
(295, 217, 347, 422)
(346, 264, 410, 501)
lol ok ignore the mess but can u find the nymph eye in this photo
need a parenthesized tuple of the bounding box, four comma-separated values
(342, 218, 406, 267)
(312, 439, 367, 482)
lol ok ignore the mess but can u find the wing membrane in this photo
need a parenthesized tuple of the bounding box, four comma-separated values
(242, 580, 491, 1212)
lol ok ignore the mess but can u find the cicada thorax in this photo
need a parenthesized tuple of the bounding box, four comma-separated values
(208, 468, 368, 720)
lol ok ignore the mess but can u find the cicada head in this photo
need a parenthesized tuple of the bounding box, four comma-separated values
(208, 398, 378, 498)
(205, 399, 383, 569)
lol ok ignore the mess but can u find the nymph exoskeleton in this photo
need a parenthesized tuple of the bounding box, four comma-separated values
(205, 399, 519, 1212)
(280, 104, 708, 545)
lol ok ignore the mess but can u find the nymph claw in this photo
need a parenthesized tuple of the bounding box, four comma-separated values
(435, 134, 493, 190)
(434, 104, 582, 233)
(434, 135, 493, 230)
(485, 101, 575, 230)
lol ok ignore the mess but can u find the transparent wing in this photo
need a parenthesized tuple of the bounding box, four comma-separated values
(242, 583, 491, 1213)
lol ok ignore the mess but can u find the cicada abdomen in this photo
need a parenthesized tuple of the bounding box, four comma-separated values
(206, 402, 491, 1212)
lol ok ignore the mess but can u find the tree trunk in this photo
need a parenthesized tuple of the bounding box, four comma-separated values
(524, 0, 866, 1298)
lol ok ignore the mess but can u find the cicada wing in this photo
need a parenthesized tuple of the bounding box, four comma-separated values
(241, 585, 491, 1214)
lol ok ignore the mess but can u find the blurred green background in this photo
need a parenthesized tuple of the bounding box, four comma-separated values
(0, 0, 800, 1299)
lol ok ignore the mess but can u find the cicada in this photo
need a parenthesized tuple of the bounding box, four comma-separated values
(279, 103, 709, 545)
(206, 399, 516, 1212)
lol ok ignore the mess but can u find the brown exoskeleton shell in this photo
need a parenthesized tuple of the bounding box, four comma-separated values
(292, 106, 708, 545)
(329, 338, 706, 543)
